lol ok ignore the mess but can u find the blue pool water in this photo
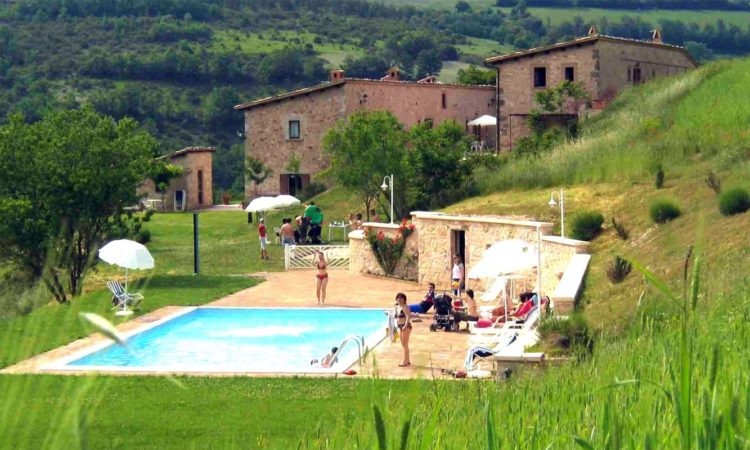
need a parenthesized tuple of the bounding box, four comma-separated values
(65, 307, 387, 373)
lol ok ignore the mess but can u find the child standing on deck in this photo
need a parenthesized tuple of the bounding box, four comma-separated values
(258, 218, 268, 260)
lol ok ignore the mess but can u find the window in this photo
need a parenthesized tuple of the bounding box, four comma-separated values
(632, 67, 642, 84)
(288, 120, 301, 139)
(441, 93, 447, 109)
(564, 66, 575, 82)
(533, 67, 546, 88)
(627, 67, 631, 82)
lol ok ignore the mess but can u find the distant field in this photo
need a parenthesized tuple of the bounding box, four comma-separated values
(378, 0, 750, 27)
(498, 6, 750, 27)
(457, 36, 514, 59)
(437, 60, 471, 82)
(210, 30, 364, 66)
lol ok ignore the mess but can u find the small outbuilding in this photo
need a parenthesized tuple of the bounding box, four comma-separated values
(138, 146, 215, 212)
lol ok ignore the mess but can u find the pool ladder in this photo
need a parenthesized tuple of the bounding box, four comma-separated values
(328, 334, 367, 367)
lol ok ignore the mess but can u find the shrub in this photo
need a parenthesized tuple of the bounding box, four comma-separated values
(570, 210, 604, 241)
(298, 181, 326, 201)
(134, 229, 151, 244)
(537, 313, 594, 356)
(718, 187, 750, 216)
(607, 255, 632, 284)
(611, 217, 629, 240)
(655, 165, 665, 189)
(142, 209, 155, 222)
(650, 200, 681, 224)
(705, 171, 722, 194)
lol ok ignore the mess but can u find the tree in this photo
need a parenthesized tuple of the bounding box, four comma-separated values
(409, 121, 475, 210)
(245, 156, 272, 196)
(455, 1, 472, 13)
(150, 161, 184, 206)
(684, 41, 714, 63)
(323, 111, 411, 221)
(0, 109, 156, 303)
(534, 80, 589, 114)
(456, 65, 496, 86)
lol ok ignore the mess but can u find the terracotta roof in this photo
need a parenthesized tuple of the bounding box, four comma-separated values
(233, 78, 494, 111)
(157, 146, 215, 160)
(485, 34, 698, 67)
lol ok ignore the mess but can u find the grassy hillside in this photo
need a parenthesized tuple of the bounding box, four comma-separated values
(451, 57, 750, 332)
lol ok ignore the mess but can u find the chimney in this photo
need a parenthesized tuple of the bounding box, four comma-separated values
(651, 29, 663, 44)
(329, 69, 345, 82)
(587, 25, 598, 37)
(417, 75, 438, 84)
(381, 67, 400, 81)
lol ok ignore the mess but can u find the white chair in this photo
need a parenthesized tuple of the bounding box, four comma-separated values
(106, 280, 143, 313)
(273, 227, 281, 245)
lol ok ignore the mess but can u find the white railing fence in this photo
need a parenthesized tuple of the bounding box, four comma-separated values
(284, 245, 350, 270)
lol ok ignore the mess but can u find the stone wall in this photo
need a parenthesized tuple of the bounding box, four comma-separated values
(348, 223, 419, 281)
(243, 84, 347, 197)
(595, 40, 696, 100)
(348, 212, 591, 312)
(495, 43, 597, 151)
(412, 212, 554, 292)
(540, 236, 590, 305)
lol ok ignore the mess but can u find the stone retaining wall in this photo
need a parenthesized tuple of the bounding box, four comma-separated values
(348, 213, 590, 313)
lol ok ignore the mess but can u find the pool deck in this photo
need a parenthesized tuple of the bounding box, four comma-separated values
(2, 270, 478, 379)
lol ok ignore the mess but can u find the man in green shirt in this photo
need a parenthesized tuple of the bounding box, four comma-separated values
(304, 202, 323, 225)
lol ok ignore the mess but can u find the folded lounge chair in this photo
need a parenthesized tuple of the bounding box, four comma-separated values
(106, 280, 143, 313)
(464, 332, 518, 371)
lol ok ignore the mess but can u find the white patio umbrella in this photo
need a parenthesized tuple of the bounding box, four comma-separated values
(469, 239, 537, 323)
(467, 114, 497, 127)
(244, 196, 281, 213)
(98, 239, 155, 295)
(468, 239, 536, 279)
(274, 194, 301, 208)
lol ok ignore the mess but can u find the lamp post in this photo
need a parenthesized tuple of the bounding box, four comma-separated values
(380, 174, 394, 224)
(548, 188, 565, 238)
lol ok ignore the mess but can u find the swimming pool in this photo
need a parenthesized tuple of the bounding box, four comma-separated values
(52, 307, 387, 374)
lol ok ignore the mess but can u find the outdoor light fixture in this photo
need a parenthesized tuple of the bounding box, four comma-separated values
(381, 174, 394, 224)
(548, 189, 565, 238)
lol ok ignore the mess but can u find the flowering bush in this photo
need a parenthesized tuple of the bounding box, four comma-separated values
(366, 219, 415, 275)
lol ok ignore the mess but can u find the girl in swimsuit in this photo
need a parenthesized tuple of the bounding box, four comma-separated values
(394, 292, 412, 367)
(315, 251, 328, 305)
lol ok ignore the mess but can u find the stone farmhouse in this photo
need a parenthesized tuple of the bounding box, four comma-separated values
(236, 30, 697, 197)
(486, 29, 698, 150)
(138, 146, 215, 211)
(235, 69, 495, 197)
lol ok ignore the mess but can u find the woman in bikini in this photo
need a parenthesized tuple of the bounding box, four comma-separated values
(394, 292, 412, 367)
(315, 251, 328, 305)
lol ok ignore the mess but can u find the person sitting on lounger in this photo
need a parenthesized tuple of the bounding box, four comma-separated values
(408, 282, 436, 315)
(487, 292, 537, 324)
(453, 289, 481, 329)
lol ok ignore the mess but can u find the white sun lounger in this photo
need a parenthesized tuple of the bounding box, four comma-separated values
(464, 332, 519, 371)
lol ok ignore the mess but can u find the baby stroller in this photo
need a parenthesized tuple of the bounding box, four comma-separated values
(430, 293, 459, 332)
